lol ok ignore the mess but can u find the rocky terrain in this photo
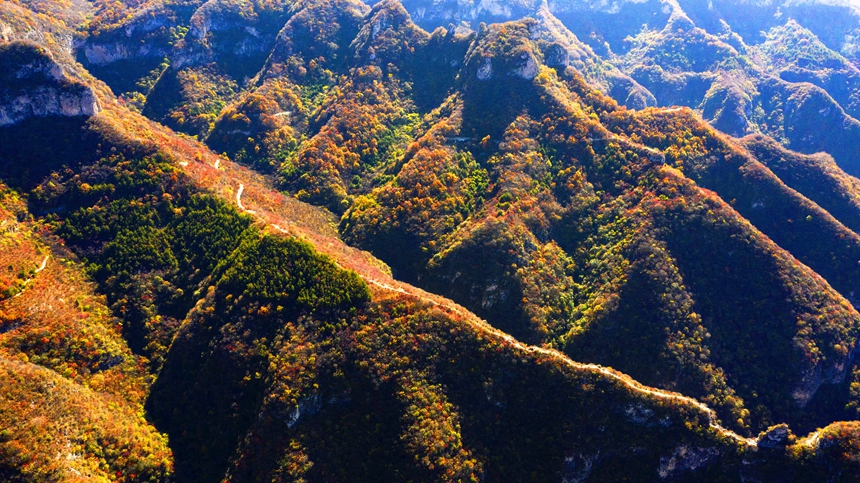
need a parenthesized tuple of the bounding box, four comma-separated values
(0, 42, 100, 126)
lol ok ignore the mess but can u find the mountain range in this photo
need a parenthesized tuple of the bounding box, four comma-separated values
(2, 0, 860, 481)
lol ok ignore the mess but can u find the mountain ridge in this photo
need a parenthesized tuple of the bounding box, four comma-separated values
(2, 0, 860, 480)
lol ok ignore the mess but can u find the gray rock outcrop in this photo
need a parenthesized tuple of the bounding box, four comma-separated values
(0, 41, 100, 126)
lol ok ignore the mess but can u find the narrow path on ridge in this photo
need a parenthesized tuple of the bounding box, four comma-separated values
(34, 255, 49, 273)
(356, 280, 755, 446)
(184, 148, 760, 450)
(12, 255, 49, 298)
(236, 184, 255, 214)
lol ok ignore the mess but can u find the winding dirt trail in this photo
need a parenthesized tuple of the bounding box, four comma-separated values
(34, 255, 49, 273)
(361, 278, 757, 447)
(236, 184, 256, 214)
(224, 175, 759, 449)
(12, 255, 50, 298)
(366, 276, 755, 446)
(89, 86, 799, 454)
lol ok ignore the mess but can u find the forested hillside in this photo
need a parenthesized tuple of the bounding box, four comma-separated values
(2, 0, 860, 481)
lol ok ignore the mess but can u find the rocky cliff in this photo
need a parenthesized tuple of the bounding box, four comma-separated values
(0, 41, 100, 126)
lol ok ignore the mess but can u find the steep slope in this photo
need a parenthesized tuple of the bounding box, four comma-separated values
(388, 0, 860, 179)
(0, 44, 771, 481)
(614, 3, 860, 177)
(601, 106, 860, 308)
(673, 0, 860, 66)
(754, 19, 860, 121)
(78, 0, 860, 179)
(137, 0, 307, 137)
(0, 178, 172, 482)
(332, 15, 860, 434)
(3, 1, 860, 481)
(4, 76, 852, 481)
(740, 134, 860, 235)
(530, 4, 655, 109)
(0, 42, 100, 126)
(77, 0, 205, 102)
(204, 0, 371, 171)
(52, 0, 860, 437)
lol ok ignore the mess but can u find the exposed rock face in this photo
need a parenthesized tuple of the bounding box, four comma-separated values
(476, 56, 493, 80)
(370, 8, 391, 38)
(80, 12, 176, 65)
(544, 42, 569, 67)
(0, 86, 99, 125)
(285, 395, 322, 428)
(514, 51, 538, 79)
(757, 424, 792, 449)
(657, 445, 720, 478)
(172, 0, 295, 71)
(792, 343, 859, 408)
(75, 2, 206, 96)
(82, 42, 133, 65)
(623, 403, 670, 427)
(0, 22, 12, 42)
(0, 41, 100, 126)
(394, 0, 526, 26)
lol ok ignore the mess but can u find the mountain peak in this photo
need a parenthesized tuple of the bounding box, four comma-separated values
(0, 41, 100, 126)
(465, 19, 542, 82)
(350, 0, 429, 66)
